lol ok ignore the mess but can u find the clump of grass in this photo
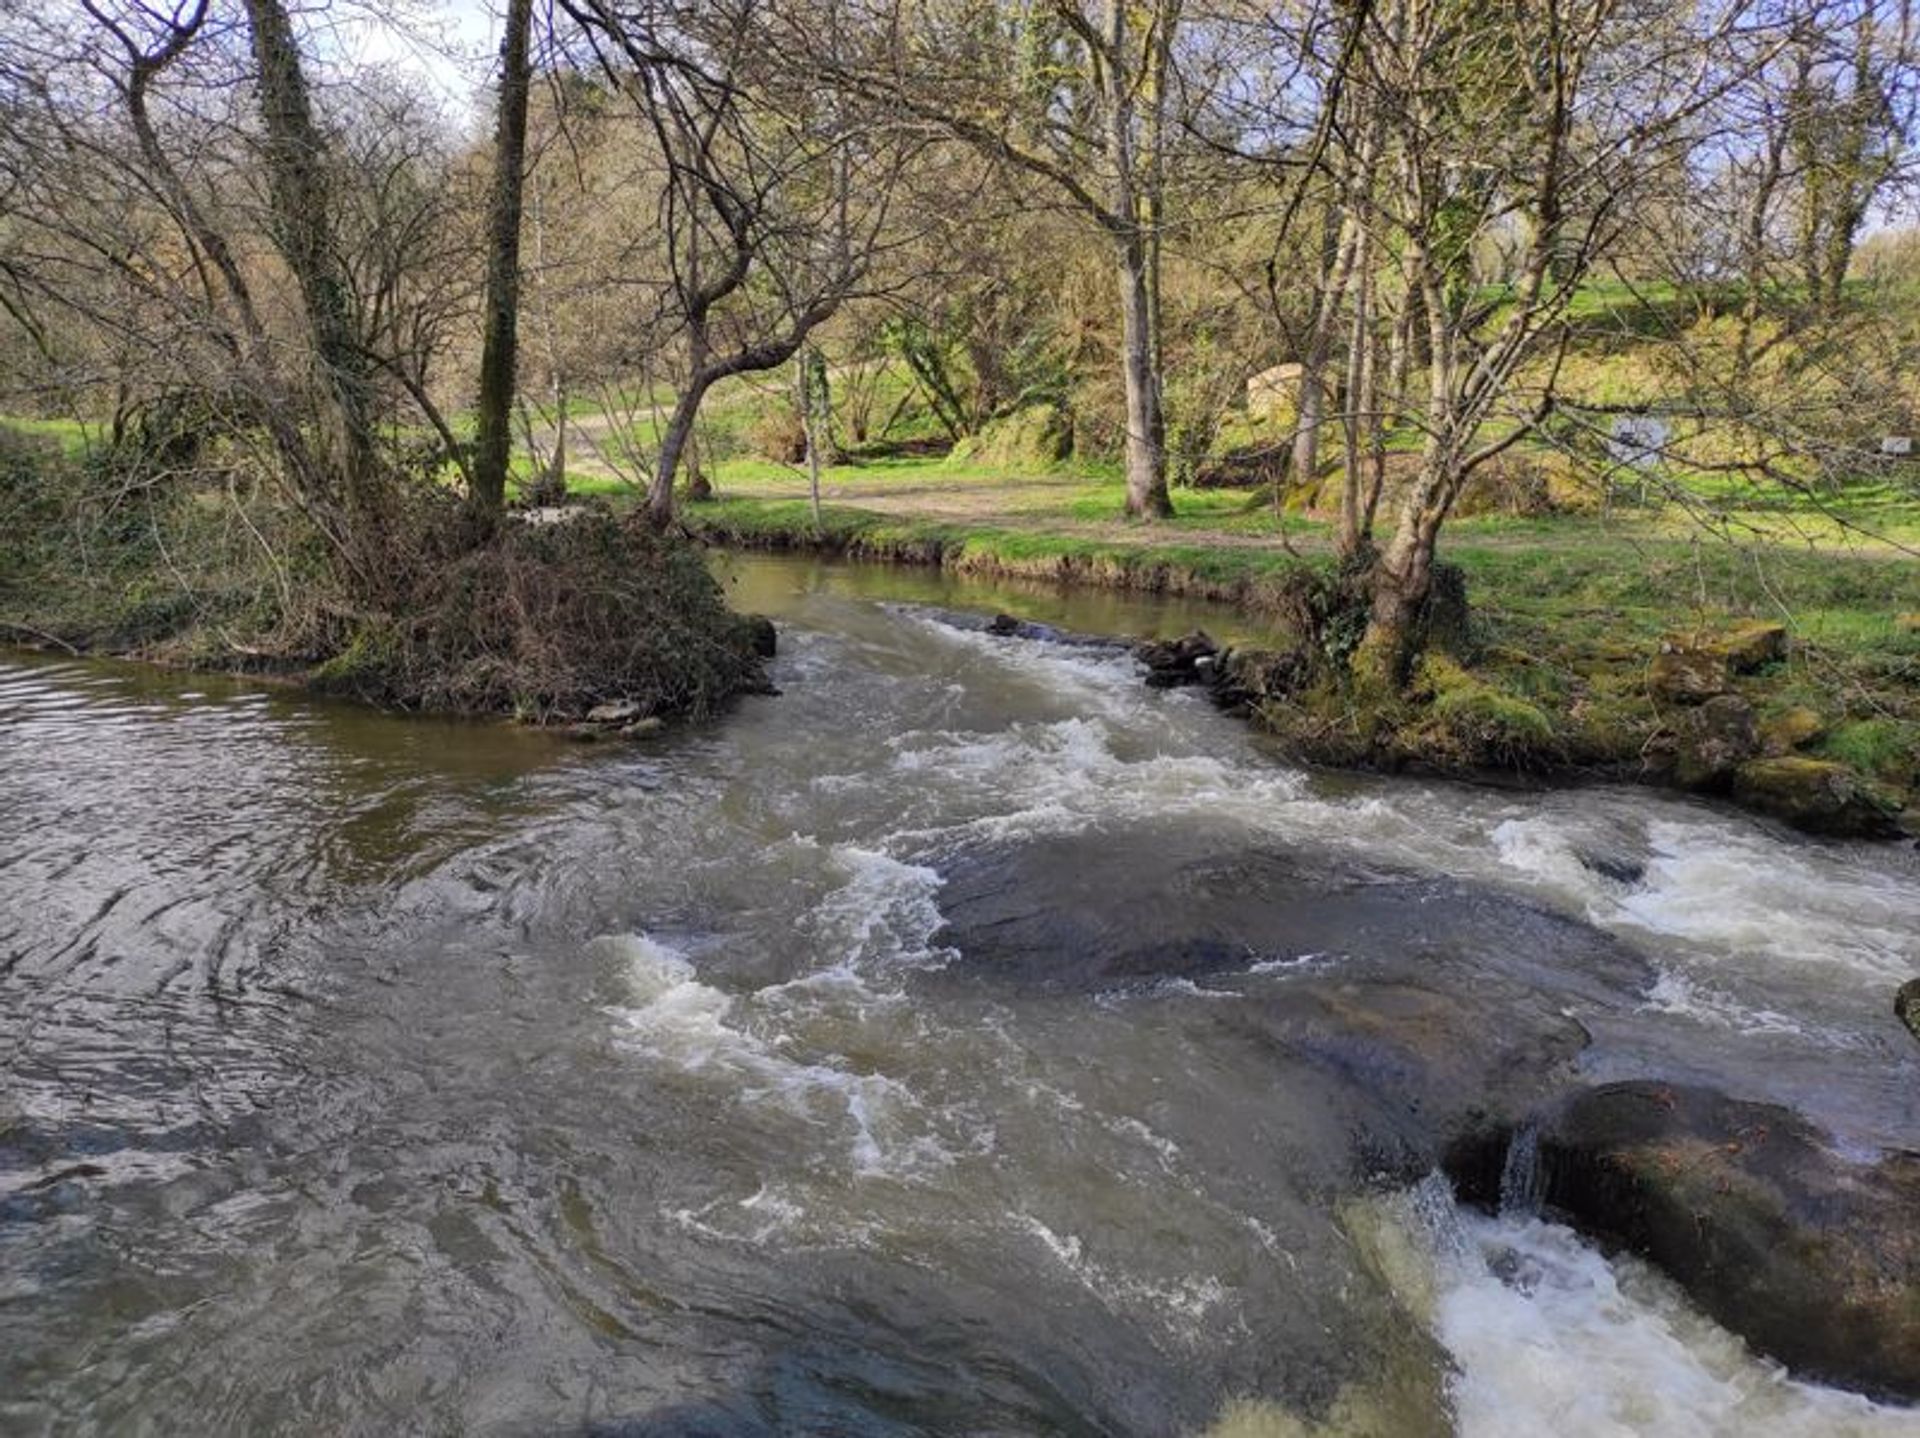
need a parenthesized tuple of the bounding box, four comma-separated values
(1414, 654, 1557, 767)
(1817, 718, 1918, 787)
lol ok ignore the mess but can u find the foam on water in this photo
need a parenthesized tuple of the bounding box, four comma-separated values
(1641, 970, 1823, 1038)
(898, 611, 1157, 722)
(591, 933, 947, 1178)
(1374, 1179, 1920, 1437)
(801, 843, 955, 974)
(874, 629, 1920, 988)
(1013, 1213, 1238, 1340)
(1483, 811, 1920, 984)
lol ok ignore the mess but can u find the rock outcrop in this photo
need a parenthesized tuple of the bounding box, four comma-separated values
(1668, 694, 1758, 790)
(1731, 756, 1902, 838)
(1462, 1083, 1920, 1402)
(1648, 648, 1730, 704)
(1897, 979, 1920, 1047)
(1134, 630, 1221, 688)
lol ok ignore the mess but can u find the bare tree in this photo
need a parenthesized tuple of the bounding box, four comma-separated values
(1306, 0, 1789, 683)
(809, 0, 1186, 518)
(471, 0, 537, 521)
(3, 0, 481, 575)
(557, 0, 916, 526)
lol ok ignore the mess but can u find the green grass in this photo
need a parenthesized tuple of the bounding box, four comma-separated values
(1, 417, 105, 457)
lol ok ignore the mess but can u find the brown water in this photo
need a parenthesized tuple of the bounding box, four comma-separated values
(3, 554, 1917, 1435)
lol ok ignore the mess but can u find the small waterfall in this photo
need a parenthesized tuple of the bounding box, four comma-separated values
(1498, 1123, 1546, 1217)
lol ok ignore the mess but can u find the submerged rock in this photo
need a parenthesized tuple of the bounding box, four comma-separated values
(931, 830, 1651, 1156)
(1574, 848, 1647, 887)
(1488, 1082, 1920, 1402)
(982, 612, 1072, 642)
(1730, 756, 1902, 838)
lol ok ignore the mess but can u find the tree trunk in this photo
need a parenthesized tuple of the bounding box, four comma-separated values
(1291, 365, 1325, 503)
(470, 0, 533, 522)
(802, 346, 836, 465)
(1355, 457, 1449, 688)
(1116, 236, 1173, 518)
(1338, 256, 1376, 557)
(649, 380, 706, 527)
(241, 0, 379, 522)
(546, 388, 568, 497)
(1102, 0, 1171, 520)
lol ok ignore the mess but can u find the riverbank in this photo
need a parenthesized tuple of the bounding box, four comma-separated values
(0, 427, 769, 726)
(4, 407, 1914, 834)
(688, 495, 1920, 838)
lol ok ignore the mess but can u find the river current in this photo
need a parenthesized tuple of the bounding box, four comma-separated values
(3, 553, 1917, 1435)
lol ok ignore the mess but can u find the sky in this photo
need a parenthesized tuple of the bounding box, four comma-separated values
(336, 0, 499, 121)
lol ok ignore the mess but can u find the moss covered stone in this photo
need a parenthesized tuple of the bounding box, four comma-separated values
(1709, 619, 1789, 673)
(1896, 979, 1920, 1047)
(1670, 694, 1758, 791)
(1759, 705, 1826, 755)
(1648, 647, 1730, 704)
(1730, 756, 1903, 838)
(946, 405, 1073, 471)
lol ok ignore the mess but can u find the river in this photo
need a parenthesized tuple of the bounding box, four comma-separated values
(3, 553, 1917, 1435)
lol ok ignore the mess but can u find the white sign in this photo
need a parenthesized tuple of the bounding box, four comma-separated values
(1608, 415, 1668, 469)
(1881, 435, 1913, 456)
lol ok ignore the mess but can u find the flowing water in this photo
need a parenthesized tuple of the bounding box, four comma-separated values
(3, 552, 1917, 1436)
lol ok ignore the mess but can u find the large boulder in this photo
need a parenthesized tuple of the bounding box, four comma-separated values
(1758, 705, 1826, 756)
(1731, 756, 1902, 838)
(1668, 694, 1757, 791)
(1713, 620, 1789, 673)
(1494, 1082, 1920, 1402)
(1205, 646, 1304, 713)
(929, 831, 1652, 1153)
(739, 614, 778, 659)
(946, 404, 1074, 470)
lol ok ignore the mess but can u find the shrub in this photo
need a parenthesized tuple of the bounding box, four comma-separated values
(312, 504, 767, 721)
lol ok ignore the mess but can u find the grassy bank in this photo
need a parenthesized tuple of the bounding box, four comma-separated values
(683, 481, 1920, 836)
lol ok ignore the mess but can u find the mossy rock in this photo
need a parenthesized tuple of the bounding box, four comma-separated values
(1730, 757, 1903, 838)
(1417, 655, 1556, 766)
(1896, 979, 1920, 1047)
(1670, 694, 1758, 791)
(1647, 647, 1729, 704)
(1518, 1082, 1920, 1401)
(1758, 705, 1826, 756)
(1711, 619, 1789, 673)
(1541, 452, 1605, 514)
(947, 404, 1073, 471)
